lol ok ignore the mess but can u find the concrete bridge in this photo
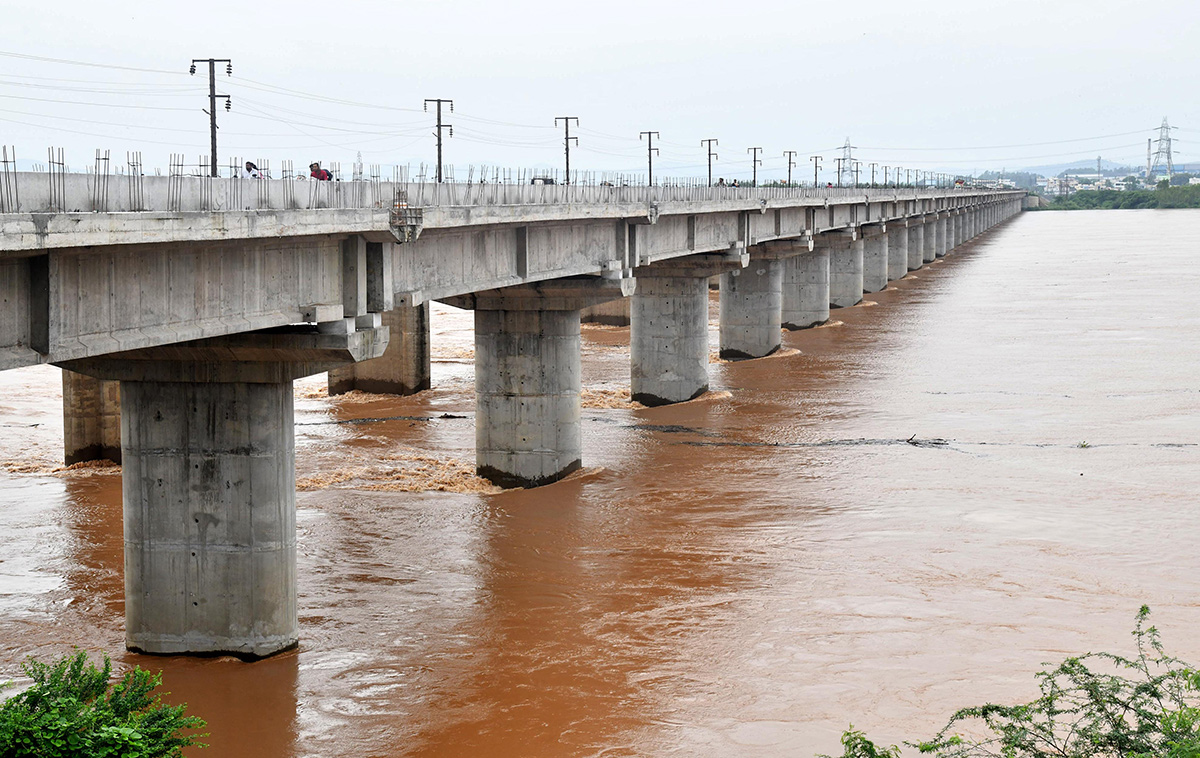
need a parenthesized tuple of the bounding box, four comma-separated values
(0, 170, 1025, 657)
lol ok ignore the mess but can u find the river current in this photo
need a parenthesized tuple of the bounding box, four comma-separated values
(0, 208, 1197, 756)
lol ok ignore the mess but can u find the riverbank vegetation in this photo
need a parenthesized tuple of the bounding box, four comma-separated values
(822, 607, 1200, 758)
(0, 650, 206, 757)
(1045, 184, 1200, 210)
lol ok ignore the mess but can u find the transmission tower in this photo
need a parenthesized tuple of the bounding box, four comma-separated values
(1149, 117, 1175, 180)
(838, 137, 856, 187)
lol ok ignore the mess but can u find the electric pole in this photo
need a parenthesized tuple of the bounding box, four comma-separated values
(834, 157, 845, 187)
(810, 155, 822, 187)
(555, 116, 579, 183)
(701, 138, 719, 186)
(189, 58, 232, 178)
(784, 150, 797, 186)
(869, 162, 877, 187)
(747, 147, 762, 187)
(640, 131, 660, 185)
(852, 160, 862, 187)
(424, 98, 454, 183)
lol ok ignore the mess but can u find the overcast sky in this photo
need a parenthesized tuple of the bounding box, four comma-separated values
(2, 0, 1197, 181)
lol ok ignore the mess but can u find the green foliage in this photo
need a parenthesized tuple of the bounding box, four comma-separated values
(818, 725, 901, 758)
(1046, 184, 1200, 210)
(0, 650, 206, 758)
(825, 607, 1200, 758)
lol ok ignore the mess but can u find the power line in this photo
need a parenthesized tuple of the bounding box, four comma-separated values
(0, 49, 186, 75)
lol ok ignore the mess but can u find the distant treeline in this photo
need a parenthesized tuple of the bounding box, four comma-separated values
(1045, 184, 1200, 210)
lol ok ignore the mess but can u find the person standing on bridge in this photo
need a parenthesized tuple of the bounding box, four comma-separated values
(310, 162, 332, 181)
(240, 161, 262, 179)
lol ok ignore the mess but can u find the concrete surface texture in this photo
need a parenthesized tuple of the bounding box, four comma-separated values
(474, 308, 583, 489)
(719, 259, 783, 360)
(62, 369, 121, 464)
(821, 233, 863, 309)
(908, 223, 925, 271)
(861, 226, 889, 293)
(121, 379, 298, 658)
(631, 274, 712, 406)
(328, 304, 430, 396)
(781, 248, 831, 330)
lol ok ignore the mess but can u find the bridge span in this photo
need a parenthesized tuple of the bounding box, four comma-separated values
(0, 173, 1025, 657)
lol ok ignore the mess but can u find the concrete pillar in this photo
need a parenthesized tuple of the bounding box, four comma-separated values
(887, 223, 908, 281)
(907, 222, 924, 271)
(59, 322, 389, 657)
(475, 309, 581, 488)
(62, 369, 121, 464)
(121, 379, 297, 657)
(861, 225, 888, 293)
(580, 298, 631, 327)
(447, 277, 634, 487)
(719, 257, 783, 360)
(782, 247, 830, 329)
(951, 211, 962, 249)
(632, 276, 712, 405)
(631, 252, 747, 406)
(824, 232, 862, 308)
(922, 217, 938, 263)
(328, 304, 430, 395)
(935, 213, 948, 258)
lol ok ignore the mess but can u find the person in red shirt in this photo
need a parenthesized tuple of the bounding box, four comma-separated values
(309, 162, 332, 181)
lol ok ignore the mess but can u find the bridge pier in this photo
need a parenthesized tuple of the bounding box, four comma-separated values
(935, 213, 948, 258)
(861, 224, 889, 293)
(823, 231, 862, 308)
(631, 251, 746, 405)
(444, 277, 634, 487)
(907, 221, 925, 271)
(887, 222, 909, 281)
(950, 210, 962, 249)
(719, 246, 790, 360)
(922, 216, 938, 263)
(328, 304, 430, 396)
(781, 242, 829, 330)
(58, 325, 388, 658)
(581, 298, 631, 327)
(62, 370, 121, 465)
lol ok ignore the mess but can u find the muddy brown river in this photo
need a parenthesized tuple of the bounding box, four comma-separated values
(1, 209, 1197, 756)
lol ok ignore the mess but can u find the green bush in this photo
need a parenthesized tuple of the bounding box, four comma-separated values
(827, 607, 1200, 758)
(0, 650, 206, 758)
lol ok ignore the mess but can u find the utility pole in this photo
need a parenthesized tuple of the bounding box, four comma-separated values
(810, 155, 822, 187)
(869, 162, 877, 187)
(783, 150, 797, 186)
(906, 168, 912, 186)
(747, 146, 762, 187)
(189, 58, 232, 178)
(883, 166, 889, 187)
(640, 131, 660, 185)
(852, 160, 862, 187)
(424, 98, 454, 183)
(701, 138, 719, 186)
(555, 116, 579, 183)
(834, 157, 845, 187)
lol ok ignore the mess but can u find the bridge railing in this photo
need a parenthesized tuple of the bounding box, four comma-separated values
(0, 170, 1011, 215)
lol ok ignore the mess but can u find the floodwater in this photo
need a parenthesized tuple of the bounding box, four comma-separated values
(1, 209, 1198, 756)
